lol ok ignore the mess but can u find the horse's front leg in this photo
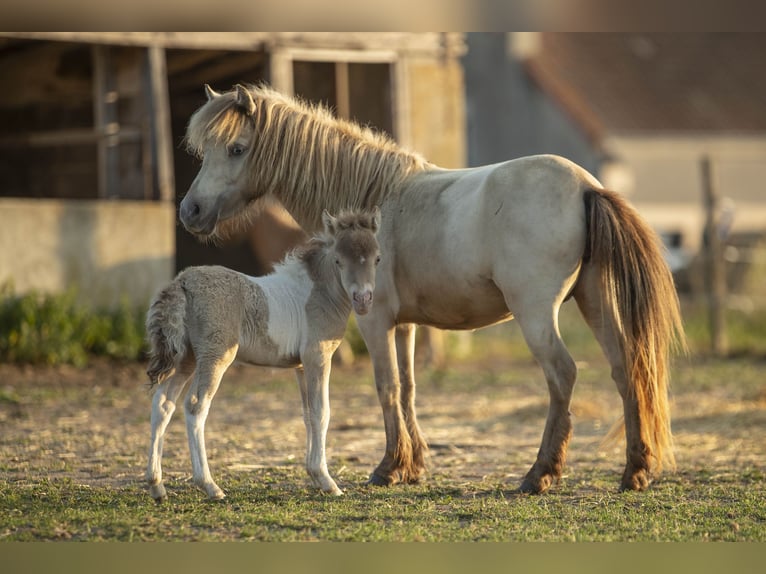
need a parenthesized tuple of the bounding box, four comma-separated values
(395, 323, 428, 482)
(357, 316, 415, 486)
(300, 343, 342, 495)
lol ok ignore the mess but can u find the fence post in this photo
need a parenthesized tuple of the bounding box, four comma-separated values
(700, 155, 729, 356)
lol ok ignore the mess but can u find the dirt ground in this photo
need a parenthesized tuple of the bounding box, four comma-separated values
(1, 350, 764, 494)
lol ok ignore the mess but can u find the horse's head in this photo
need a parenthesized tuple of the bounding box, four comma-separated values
(323, 207, 381, 316)
(180, 84, 260, 239)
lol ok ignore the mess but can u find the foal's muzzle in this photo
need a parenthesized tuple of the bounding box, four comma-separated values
(352, 291, 374, 315)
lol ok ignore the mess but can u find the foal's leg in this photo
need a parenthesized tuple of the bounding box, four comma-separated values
(184, 346, 238, 500)
(300, 345, 342, 495)
(295, 367, 313, 480)
(513, 300, 578, 494)
(146, 368, 193, 501)
(357, 316, 415, 486)
(573, 264, 650, 491)
(395, 323, 428, 482)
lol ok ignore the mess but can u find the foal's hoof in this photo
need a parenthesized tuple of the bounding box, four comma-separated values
(149, 483, 167, 503)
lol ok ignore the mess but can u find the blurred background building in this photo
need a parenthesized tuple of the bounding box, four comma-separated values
(0, 32, 764, 310)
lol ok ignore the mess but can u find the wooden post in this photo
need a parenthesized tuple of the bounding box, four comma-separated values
(700, 155, 729, 356)
(146, 45, 175, 202)
(92, 45, 120, 198)
(335, 61, 350, 119)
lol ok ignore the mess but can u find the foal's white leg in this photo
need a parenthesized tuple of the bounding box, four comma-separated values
(295, 367, 315, 484)
(146, 370, 193, 501)
(184, 346, 237, 500)
(301, 346, 342, 495)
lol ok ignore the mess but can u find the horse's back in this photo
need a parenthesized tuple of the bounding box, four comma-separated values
(385, 155, 594, 328)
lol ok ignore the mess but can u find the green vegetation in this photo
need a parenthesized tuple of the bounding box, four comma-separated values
(0, 283, 146, 366)
(2, 278, 765, 367)
(1, 465, 763, 542)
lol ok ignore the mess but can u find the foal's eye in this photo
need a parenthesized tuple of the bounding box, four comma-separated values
(228, 145, 246, 157)
(335, 258, 342, 267)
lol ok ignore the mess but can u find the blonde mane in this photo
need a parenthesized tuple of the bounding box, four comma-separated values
(185, 84, 432, 231)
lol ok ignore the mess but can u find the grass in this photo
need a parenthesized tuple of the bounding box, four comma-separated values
(0, 287, 764, 542)
(1, 465, 764, 542)
(1, 347, 764, 542)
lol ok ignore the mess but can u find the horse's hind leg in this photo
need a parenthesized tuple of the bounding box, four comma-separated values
(184, 346, 237, 500)
(573, 264, 650, 491)
(395, 323, 428, 482)
(513, 300, 578, 494)
(146, 367, 193, 502)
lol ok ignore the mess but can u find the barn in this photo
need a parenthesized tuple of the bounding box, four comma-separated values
(0, 32, 466, 307)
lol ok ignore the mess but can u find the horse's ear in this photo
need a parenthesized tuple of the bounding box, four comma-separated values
(204, 84, 221, 101)
(322, 209, 338, 235)
(370, 206, 381, 233)
(234, 84, 256, 116)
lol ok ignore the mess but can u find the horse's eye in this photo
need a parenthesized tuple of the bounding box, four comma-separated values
(375, 255, 381, 265)
(229, 145, 246, 157)
(335, 258, 342, 266)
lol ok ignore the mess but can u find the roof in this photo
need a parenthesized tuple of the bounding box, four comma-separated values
(524, 33, 766, 141)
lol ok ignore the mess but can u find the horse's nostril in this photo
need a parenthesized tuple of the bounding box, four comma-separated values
(191, 203, 200, 217)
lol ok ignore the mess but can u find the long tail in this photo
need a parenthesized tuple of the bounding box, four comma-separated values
(145, 280, 189, 387)
(584, 188, 686, 472)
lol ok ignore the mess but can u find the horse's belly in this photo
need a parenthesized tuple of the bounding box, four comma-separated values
(395, 281, 512, 330)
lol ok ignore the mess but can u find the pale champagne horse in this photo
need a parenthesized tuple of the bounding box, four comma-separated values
(145, 208, 381, 500)
(178, 84, 685, 493)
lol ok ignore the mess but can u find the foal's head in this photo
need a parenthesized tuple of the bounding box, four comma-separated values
(322, 207, 381, 316)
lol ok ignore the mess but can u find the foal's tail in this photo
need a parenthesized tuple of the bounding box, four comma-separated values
(582, 188, 686, 472)
(145, 280, 189, 387)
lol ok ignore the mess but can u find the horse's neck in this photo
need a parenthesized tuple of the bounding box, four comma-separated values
(262, 121, 428, 232)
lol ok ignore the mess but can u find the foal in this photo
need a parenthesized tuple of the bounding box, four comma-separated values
(144, 208, 381, 501)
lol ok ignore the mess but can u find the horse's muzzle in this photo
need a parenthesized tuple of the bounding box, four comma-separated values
(352, 291, 373, 315)
(179, 198, 217, 237)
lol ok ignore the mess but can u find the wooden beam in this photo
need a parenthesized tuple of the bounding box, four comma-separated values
(93, 45, 120, 199)
(335, 62, 350, 120)
(269, 49, 294, 95)
(0, 127, 141, 148)
(146, 46, 175, 203)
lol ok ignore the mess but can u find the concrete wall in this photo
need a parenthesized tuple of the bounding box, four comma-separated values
(0, 199, 175, 308)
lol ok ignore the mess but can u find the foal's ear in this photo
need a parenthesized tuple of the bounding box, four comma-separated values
(322, 210, 338, 235)
(370, 206, 381, 233)
(234, 84, 256, 116)
(204, 84, 221, 101)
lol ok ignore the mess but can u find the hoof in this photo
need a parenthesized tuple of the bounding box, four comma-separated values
(620, 468, 651, 492)
(368, 472, 393, 487)
(518, 471, 554, 495)
(149, 483, 167, 502)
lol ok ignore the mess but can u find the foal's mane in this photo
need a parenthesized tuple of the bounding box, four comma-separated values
(185, 84, 431, 230)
